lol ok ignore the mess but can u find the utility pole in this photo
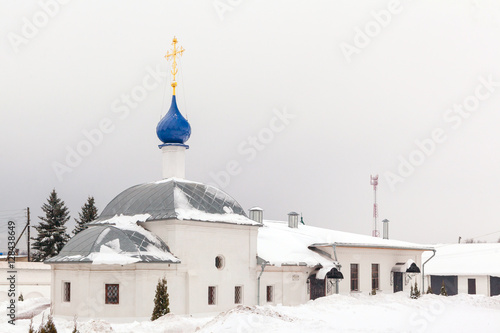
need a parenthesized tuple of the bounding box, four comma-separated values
(13, 209, 31, 258)
(27, 207, 30, 262)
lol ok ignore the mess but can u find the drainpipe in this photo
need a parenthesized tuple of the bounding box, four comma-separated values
(257, 262, 268, 305)
(331, 244, 340, 294)
(422, 249, 436, 293)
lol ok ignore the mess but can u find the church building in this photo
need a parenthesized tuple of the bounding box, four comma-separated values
(45, 38, 432, 320)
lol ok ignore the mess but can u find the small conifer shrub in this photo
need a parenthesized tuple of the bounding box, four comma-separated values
(413, 281, 420, 299)
(440, 281, 448, 296)
(151, 277, 170, 321)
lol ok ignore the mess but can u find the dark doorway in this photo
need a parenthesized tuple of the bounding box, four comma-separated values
(393, 272, 403, 292)
(468, 279, 476, 294)
(430, 275, 458, 295)
(491, 276, 500, 296)
(309, 277, 325, 300)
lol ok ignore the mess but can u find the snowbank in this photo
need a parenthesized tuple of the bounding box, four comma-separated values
(2, 293, 499, 332)
(197, 293, 500, 333)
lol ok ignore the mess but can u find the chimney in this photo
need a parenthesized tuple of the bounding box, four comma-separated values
(382, 219, 389, 239)
(288, 212, 299, 228)
(249, 207, 263, 224)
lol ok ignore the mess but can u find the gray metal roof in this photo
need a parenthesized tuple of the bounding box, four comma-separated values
(45, 225, 180, 264)
(97, 179, 247, 222)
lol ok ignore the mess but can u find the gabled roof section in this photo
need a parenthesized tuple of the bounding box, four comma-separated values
(96, 178, 259, 225)
(257, 221, 432, 268)
(257, 221, 339, 269)
(423, 243, 500, 276)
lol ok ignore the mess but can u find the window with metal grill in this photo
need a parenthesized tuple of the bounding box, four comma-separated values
(372, 264, 379, 290)
(63, 282, 70, 302)
(234, 286, 243, 304)
(105, 284, 119, 304)
(266, 285, 274, 302)
(208, 286, 217, 305)
(351, 264, 359, 291)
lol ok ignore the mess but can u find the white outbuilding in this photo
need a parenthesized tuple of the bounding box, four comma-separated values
(257, 218, 430, 306)
(423, 243, 500, 296)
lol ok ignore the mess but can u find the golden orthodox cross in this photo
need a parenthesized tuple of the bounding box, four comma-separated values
(165, 37, 185, 95)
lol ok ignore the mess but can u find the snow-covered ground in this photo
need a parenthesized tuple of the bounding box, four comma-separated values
(2, 293, 499, 333)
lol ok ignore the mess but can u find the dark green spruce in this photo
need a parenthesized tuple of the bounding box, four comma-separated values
(31, 189, 70, 261)
(73, 196, 98, 235)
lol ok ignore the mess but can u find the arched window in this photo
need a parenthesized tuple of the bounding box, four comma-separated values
(215, 255, 224, 270)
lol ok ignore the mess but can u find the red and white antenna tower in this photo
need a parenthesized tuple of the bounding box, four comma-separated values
(370, 175, 380, 237)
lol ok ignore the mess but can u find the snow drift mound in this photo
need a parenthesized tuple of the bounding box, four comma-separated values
(77, 319, 114, 333)
(14, 298, 50, 320)
(153, 313, 206, 332)
(199, 305, 295, 332)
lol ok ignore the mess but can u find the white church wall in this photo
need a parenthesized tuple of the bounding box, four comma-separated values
(51, 263, 180, 319)
(142, 220, 259, 315)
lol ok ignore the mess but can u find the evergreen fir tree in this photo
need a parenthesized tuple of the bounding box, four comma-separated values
(151, 277, 170, 320)
(413, 281, 420, 298)
(73, 196, 98, 235)
(440, 281, 448, 296)
(43, 315, 58, 333)
(426, 286, 432, 294)
(18, 293, 24, 301)
(410, 285, 414, 298)
(31, 189, 70, 262)
(37, 315, 57, 333)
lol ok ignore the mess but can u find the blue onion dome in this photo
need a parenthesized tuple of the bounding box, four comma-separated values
(156, 95, 191, 144)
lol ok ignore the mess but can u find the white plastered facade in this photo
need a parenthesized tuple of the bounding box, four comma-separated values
(50, 218, 259, 319)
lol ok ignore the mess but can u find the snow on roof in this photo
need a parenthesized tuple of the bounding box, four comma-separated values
(173, 187, 260, 225)
(97, 178, 259, 226)
(423, 243, 500, 276)
(46, 215, 180, 265)
(258, 221, 337, 268)
(92, 213, 151, 226)
(258, 221, 431, 268)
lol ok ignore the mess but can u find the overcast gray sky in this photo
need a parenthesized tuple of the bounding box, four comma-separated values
(2, 0, 500, 250)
